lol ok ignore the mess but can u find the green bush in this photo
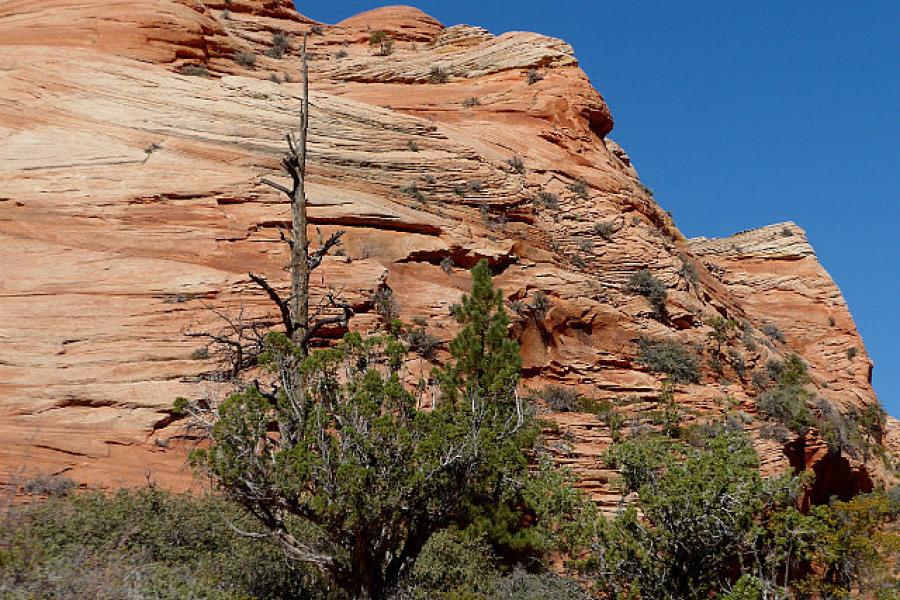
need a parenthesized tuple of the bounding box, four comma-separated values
(533, 385, 581, 412)
(761, 323, 785, 343)
(625, 269, 667, 317)
(533, 191, 559, 210)
(637, 338, 701, 383)
(0, 488, 322, 599)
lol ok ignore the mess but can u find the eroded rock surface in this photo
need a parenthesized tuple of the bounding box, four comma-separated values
(0, 2, 894, 501)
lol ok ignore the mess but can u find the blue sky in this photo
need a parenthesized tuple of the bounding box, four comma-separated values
(295, 1, 900, 415)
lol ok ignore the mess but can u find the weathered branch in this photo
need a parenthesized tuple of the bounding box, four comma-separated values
(308, 230, 345, 271)
(248, 272, 294, 338)
(261, 177, 292, 196)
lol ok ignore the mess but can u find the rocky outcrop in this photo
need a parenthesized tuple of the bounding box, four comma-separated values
(0, 2, 894, 498)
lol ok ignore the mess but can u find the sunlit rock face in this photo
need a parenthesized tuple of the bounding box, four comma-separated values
(0, 1, 893, 501)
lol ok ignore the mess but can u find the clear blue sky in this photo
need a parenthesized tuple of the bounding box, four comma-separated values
(296, 1, 900, 415)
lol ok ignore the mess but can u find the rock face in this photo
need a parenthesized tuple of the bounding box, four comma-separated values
(0, 1, 894, 500)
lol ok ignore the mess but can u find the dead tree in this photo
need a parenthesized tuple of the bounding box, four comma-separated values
(190, 33, 350, 376)
(258, 32, 349, 357)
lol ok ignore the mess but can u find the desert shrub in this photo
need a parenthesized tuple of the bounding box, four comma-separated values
(22, 474, 76, 498)
(190, 346, 210, 360)
(741, 321, 758, 351)
(462, 96, 481, 108)
(309, 25, 324, 36)
(0, 488, 321, 599)
(400, 180, 426, 203)
(529, 291, 550, 319)
(568, 180, 589, 199)
(506, 155, 525, 173)
(234, 50, 257, 68)
(533, 191, 559, 210)
(468, 179, 485, 193)
(335, 48, 348, 59)
(847, 346, 858, 359)
(440, 256, 454, 274)
(534, 385, 582, 412)
(571, 254, 586, 269)
(637, 338, 701, 384)
(625, 269, 668, 317)
(816, 399, 865, 457)
(761, 322, 786, 343)
(373, 286, 400, 326)
(428, 66, 449, 83)
(525, 68, 544, 85)
(593, 220, 615, 240)
(405, 325, 441, 360)
(728, 351, 747, 379)
(267, 31, 290, 59)
(489, 567, 589, 600)
(180, 64, 209, 77)
(679, 253, 700, 284)
(756, 356, 814, 433)
(369, 30, 395, 56)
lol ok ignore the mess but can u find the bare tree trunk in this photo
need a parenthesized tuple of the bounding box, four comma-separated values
(292, 33, 310, 352)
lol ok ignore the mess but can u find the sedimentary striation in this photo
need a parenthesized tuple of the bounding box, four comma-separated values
(0, 1, 894, 504)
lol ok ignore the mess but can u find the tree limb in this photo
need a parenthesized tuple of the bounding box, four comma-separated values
(248, 272, 294, 337)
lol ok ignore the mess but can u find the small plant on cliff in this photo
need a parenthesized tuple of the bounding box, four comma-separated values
(369, 30, 395, 56)
(462, 96, 481, 108)
(637, 338, 701, 384)
(267, 31, 290, 58)
(533, 190, 559, 210)
(533, 385, 582, 412)
(626, 268, 668, 318)
(428, 65, 450, 83)
(23, 473, 76, 498)
(761, 322, 786, 343)
(593, 220, 615, 241)
(233, 50, 257, 68)
(506, 155, 525, 173)
(404, 322, 441, 360)
(525, 68, 544, 85)
(180, 64, 209, 77)
(568, 179, 589, 199)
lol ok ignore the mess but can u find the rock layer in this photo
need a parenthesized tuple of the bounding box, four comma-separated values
(0, 2, 894, 500)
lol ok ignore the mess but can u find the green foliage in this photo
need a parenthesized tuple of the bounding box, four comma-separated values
(756, 354, 815, 433)
(626, 269, 668, 317)
(191, 262, 553, 599)
(637, 338, 701, 384)
(0, 488, 320, 599)
(369, 31, 395, 56)
(405, 323, 441, 360)
(593, 220, 615, 240)
(596, 427, 900, 599)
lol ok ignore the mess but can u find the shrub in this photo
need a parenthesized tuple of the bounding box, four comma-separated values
(593, 220, 615, 240)
(405, 325, 441, 360)
(180, 64, 209, 77)
(468, 179, 485, 193)
(267, 31, 290, 59)
(534, 385, 582, 412)
(373, 286, 400, 325)
(525, 68, 544, 85)
(462, 96, 481, 108)
(0, 488, 320, 598)
(428, 66, 449, 83)
(190, 346, 210, 360)
(369, 30, 395, 56)
(625, 269, 667, 317)
(637, 338, 701, 384)
(529, 291, 550, 319)
(571, 254, 586, 269)
(23, 474, 76, 497)
(847, 346, 858, 359)
(533, 191, 559, 210)
(440, 256, 453, 274)
(400, 181, 426, 203)
(310, 25, 324, 36)
(756, 356, 814, 434)
(568, 179, 589, 199)
(506, 155, 525, 173)
(727, 348, 746, 377)
(741, 322, 758, 351)
(335, 48, 348, 59)
(233, 50, 257, 68)
(679, 253, 699, 284)
(269, 72, 281, 84)
(761, 323, 786, 343)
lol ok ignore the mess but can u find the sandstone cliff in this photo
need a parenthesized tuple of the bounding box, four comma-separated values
(0, 1, 894, 502)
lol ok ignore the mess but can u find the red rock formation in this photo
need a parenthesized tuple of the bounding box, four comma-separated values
(0, 2, 894, 501)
